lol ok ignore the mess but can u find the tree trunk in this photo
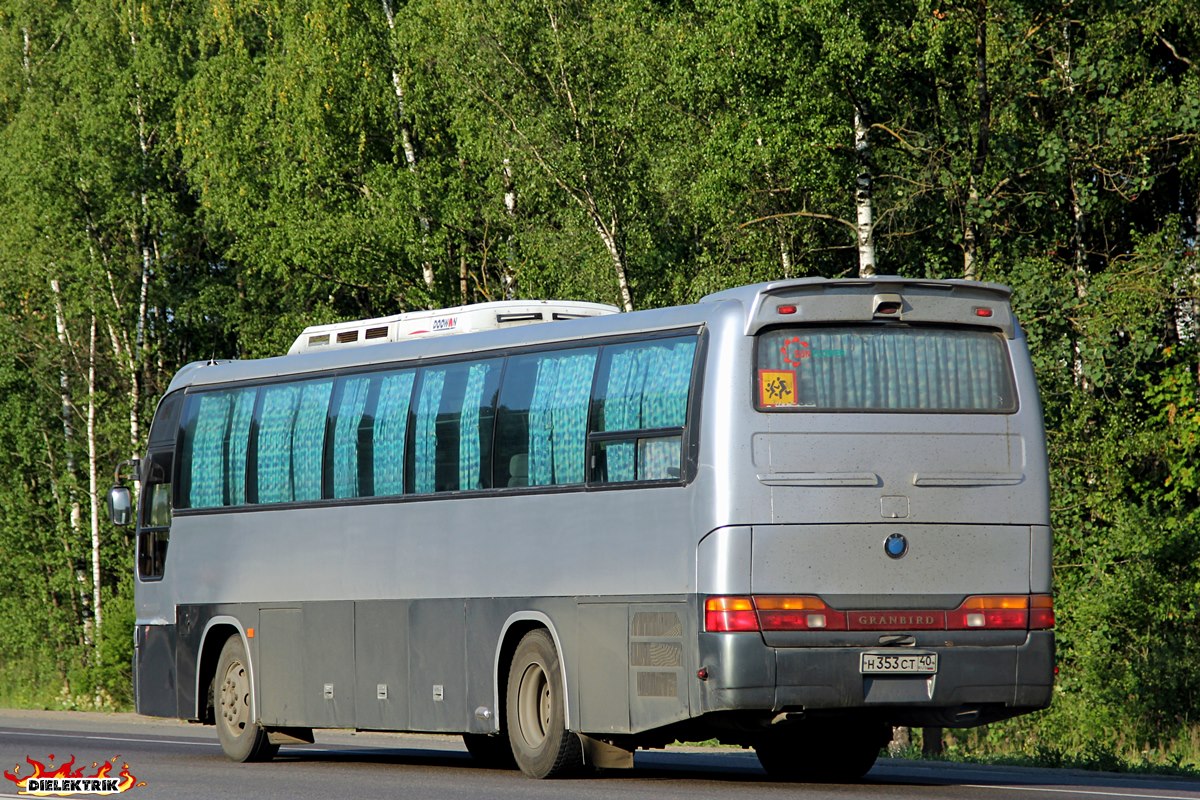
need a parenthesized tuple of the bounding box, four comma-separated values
(503, 157, 517, 300)
(459, 251, 468, 305)
(21, 27, 32, 88)
(854, 105, 876, 277)
(592, 209, 633, 312)
(1057, 19, 1090, 390)
(963, 0, 991, 281)
(50, 278, 90, 647)
(87, 315, 102, 668)
(381, 0, 435, 298)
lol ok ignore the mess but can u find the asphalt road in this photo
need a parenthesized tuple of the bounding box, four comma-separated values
(3, 710, 1200, 800)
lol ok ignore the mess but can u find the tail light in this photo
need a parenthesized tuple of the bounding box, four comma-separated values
(755, 596, 846, 631)
(704, 596, 758, 632)
(946, 595, 1030, 629)
(705, 594, 1055, 632)
(1030, 594, 1056, 629)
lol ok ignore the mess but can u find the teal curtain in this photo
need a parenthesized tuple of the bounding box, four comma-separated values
(550, 354, 596, 483)
(257, 385, 300, 503)
(413, 369, 446, 494)
(602, 338, 695, 481)
(292, 381, 332, 501)
(760, 328, 1011, 411)
(373, 371, 415, 496)
(332, 377, 371, 499)
(226, 389, 256, 505)
(527, 350, 597, 485)
(640, 342, 694, 478)
(458, 362, 492, 491)
(528, 358, 560, 486)
(600, 349, 643, 482)
(189, 393, 232, 508)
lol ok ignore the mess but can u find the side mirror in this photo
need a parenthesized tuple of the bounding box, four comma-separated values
(107, 485, 133, 526)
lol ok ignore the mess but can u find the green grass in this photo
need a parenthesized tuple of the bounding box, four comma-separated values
(0, 655, 130, 712)
(895, 725, 1200, 778)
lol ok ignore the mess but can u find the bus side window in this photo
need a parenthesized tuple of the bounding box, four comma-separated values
(148, 483, 172, 527)
(590, 337, 695, 483)
(138, 452, 173, 580)
(494, 348, 598, 488)
(411, 359, 501, 494)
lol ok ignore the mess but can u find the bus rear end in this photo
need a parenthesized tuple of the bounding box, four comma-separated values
(695, 278, 1053, 779)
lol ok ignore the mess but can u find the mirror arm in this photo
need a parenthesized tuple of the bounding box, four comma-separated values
(113, 458, 141, 485)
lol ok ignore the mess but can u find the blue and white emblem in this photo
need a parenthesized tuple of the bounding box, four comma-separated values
(884, 533, 908, 559)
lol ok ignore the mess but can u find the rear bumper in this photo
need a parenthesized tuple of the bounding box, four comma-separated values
(697, 630, 1054, 727)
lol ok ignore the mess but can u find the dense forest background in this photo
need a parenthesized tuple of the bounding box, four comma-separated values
(0, 0, 1197, 767)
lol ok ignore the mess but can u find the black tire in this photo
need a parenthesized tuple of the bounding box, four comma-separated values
(462, 732, 517, 769)
(755, 721, 887, 782)
(505, 629, 582, 778)
(215, 635, 279, 763)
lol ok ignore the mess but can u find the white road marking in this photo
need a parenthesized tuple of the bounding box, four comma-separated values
(964, 783, 1200, 799)
(0, 729, 219, 748)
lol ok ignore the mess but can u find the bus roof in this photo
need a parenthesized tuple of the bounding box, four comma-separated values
(164, 277, 1016, 396)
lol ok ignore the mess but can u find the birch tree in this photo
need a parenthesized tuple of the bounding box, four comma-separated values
(426, 0, 655, 310)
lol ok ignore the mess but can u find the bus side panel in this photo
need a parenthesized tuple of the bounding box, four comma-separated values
(407, 599, 468, 731)
(298, 601, 356, 727)
(626, 602, 693, 733)
(135, 623, 178, 717)
(576, 603, 630, 734)
(354, 600, 411, 730)
(259, 607, 304, 725)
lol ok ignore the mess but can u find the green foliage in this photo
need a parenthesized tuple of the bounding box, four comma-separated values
(0, 0, 1197, 771)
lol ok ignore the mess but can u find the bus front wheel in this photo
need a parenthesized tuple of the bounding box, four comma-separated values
(505, 629, 582, 778)
(215, 635, 278, 763)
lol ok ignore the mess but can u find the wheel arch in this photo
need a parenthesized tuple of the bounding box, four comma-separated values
(195, 617, 255, 724)
(493, 612, 573, 732)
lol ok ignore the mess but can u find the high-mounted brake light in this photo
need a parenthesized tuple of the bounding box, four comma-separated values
(777, 304, 798, 315)
(974, 306, 994, 318)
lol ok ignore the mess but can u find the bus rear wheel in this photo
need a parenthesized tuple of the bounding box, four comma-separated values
(462, 732, 517, 769)
(754, 721, 887, 782)
(505, 629, 582, 778)
(215, 635, 278, 763)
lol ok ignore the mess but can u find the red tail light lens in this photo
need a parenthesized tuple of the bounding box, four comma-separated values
(706, 594, 1055, 633)
(1029, 594, 1056, 629)
(947, 595, 1029, 630)
(704, 596, 758, 632)
(756, 596, 847, 631)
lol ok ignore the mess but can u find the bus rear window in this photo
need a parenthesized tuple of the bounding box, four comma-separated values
(756, 326, 1016, 412)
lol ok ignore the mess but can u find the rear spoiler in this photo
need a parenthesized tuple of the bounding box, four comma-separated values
(702, 277, 1016, 338)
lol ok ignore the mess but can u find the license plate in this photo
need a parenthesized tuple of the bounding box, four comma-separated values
(859, 652, 938, 674)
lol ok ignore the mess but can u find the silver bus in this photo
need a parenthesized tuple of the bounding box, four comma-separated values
(109, 277, 1054, 780)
